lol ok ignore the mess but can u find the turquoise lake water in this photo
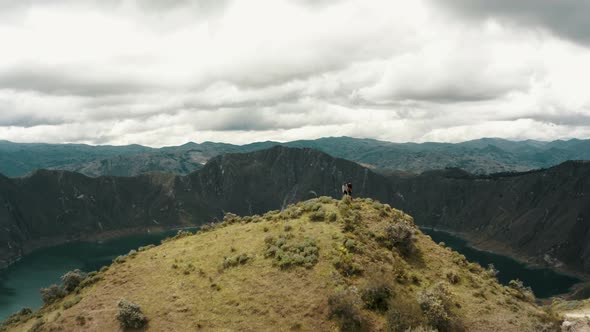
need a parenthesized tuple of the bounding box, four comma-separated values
(0, 230, 180, 320)
(421, 228, 581, 298)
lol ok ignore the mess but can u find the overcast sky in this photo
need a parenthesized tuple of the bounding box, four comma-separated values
(1, 0, 589, 146)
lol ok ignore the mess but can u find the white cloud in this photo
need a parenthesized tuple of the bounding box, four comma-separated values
(0, 0, 589, 146)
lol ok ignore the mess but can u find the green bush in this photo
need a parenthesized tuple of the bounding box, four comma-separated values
(302, 201, 322, 212)
(333, 247, 363, 277)
(384, 221, 417, 256)
(445, 271, 460, 285)
(1, 308, 33, 326)
(486, 264, 499, 278)
(265, 236, 319, 269)
(116, 299, 147, 329)
(40, 285, 66, 305)
(508, 279, 535, 302)
(327, 212, 338, 222)
(386, 295, 428, 332)
(222, 254, 250, 269)
(28, 319, 45, 332)
(342, 212, 361, 233)
(361, 279, 393, 311)
(416, 282, 463, 332)
(451, 252, 467, 266)
(318, 196, 334, 204)
(113, 255, 127, 264)
(328, 291, 366, 332)
(223, 212, 241, 225)
(77, 274, 102, 290)
(173, 229, 193, 239)
(138, 244, 155, 252)
(62, 296, 82, 309)
(309, 209, 326, 222)
(61, 269, 87, 292)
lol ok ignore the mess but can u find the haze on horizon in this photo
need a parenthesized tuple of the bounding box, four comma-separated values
(1, 0, 590, 147)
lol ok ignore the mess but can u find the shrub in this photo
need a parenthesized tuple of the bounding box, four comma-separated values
(318, 196, 334, 204)
(372, 201, 384, 210)
(222, 254, 250, 269)
(451, 252, 467, 266)
(327, 212, 338, 222)
(341, 195, 353, 204)
(77, 274, 101, 290)
(29, 319, 45, 332)
(173, 229, 193, 239)
(199, 223, 214, 232)
(333, 246, 363, 276)
(138, 244, 155, 252)
(302, 201, 322, 212)
(384, 221, 417, 256)
(223, 212, 241, 225)
(342, 212, 361, 233)
(344, 239, 358, 252)
(2, 308, 33, 326)
(113, 255, 127, 264)
(309, 209, 326, 222)
(416, 282, 462, 332)
(328, 291, 365, 332)
(486, 264, 499, 278)
(116, 299, 147, 329)
(361, 279, 393, 311)
(508, 279, 535, 302)
(386, 296, 427, 332)
(467, 262, 482, 273)
(445, 271, 460, 284)
(40, 285, 66, 304)
(265, 236, 319, 269)
(61, 269, 87, 292)
(62, 296, 82, 309)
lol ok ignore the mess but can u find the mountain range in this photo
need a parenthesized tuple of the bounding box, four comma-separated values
(2, 137, 590, 177)
(1, 146, 589, 278)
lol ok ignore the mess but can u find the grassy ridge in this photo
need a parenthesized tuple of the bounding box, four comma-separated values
(2, 197, 559, 331)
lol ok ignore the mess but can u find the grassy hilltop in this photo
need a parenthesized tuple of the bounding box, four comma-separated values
(2, 197, 560, 331)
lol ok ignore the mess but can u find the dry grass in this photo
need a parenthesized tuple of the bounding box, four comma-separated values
(4, 197, 557, 332)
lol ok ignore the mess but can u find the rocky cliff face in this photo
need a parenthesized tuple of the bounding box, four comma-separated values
(387, 161, 590, 274)
(0, 147, 393, 267)
(1, 147, 589, 276)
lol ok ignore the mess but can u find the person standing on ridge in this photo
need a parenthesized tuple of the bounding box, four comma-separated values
(342, 182, 352, 196)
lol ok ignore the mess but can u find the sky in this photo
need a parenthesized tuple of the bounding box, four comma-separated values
(1, 0, 590, 146)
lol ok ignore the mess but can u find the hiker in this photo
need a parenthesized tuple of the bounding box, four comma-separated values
(342, 182, 352, 196)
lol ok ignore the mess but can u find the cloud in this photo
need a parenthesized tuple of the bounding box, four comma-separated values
(431, 0, 590, 46)
(0, 0, 589, 146)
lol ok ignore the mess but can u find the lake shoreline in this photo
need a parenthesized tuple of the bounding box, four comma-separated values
(0, 224, 199, 272)
(419, 225, 590, 298)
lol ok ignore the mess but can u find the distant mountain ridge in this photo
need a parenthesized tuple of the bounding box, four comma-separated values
(1, 137, 590, 177)
(1, 146, 589, 278)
